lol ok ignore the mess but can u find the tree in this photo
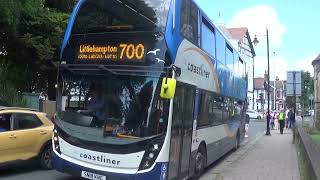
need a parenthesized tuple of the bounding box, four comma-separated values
(0, 0, 70, 101)
(286, 96, 296, 109)
(45, 0, 77, 12)
(301, 71, 314, 110)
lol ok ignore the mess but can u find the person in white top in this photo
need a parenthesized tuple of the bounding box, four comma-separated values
(285, 109, 290, 129)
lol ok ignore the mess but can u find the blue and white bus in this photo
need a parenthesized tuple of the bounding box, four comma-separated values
(52, 0, 248, 179)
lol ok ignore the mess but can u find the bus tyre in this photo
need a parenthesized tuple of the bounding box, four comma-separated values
(39, 144, 53, 170)
(194, 146, 206, 179)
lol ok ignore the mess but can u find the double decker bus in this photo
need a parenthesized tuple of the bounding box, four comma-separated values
(52, 0, 248, 179)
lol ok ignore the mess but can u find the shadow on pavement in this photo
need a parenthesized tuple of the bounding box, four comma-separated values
(0, 162, 78, 180)
(202, 148, 235, 175)
(0, 162, 39, 176)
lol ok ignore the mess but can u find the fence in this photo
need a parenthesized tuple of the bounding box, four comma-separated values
(294, 124, 320, 180)
(41, 100, 56, 119)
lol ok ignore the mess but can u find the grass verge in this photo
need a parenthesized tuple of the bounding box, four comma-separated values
(310, 133, 320, 145)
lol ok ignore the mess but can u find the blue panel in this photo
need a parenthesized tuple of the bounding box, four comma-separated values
(216, 61, 229, 96)
(60, 0, 87, 60)
(53, 152, 168, 180)
(165, 0, 183, 62)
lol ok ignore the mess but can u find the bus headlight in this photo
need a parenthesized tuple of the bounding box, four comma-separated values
(53, 128, 61, 154)
(139, 143, 161, 170)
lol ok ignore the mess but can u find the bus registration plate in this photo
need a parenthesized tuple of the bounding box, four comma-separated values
(81, 171, 106, 180)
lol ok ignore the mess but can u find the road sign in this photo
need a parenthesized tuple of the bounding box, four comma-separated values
(286, 71, 302, 96)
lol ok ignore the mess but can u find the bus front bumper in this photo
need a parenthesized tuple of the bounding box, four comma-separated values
(53, 152, 168, 180)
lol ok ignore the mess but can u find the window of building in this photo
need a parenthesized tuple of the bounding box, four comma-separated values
(239, 58, 244, 78)
(201, 18, 216, 58)
(180, 0, 199, 45)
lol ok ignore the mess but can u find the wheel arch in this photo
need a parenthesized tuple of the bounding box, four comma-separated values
(39, 140, 52, 156)
(198, 141, 207, 166)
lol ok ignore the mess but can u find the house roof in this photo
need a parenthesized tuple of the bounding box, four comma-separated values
(312, 54, 320, 66)
(254, 77, 286, 90)
(228, 27, 248, 41)
(227, 27, 256, 57)
(254, 78, 265, 90)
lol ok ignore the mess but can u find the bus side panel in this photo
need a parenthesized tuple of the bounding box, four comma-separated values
(194, 126, 228, 165)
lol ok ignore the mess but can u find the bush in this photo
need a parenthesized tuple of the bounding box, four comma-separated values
(311, 134, 320, 145)
(0, 82, 27, 107)
(302, 124, 320, 145)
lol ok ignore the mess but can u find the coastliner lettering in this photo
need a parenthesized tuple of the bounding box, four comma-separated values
(80, 153, 120, 166)
(187, 63, 210, 78)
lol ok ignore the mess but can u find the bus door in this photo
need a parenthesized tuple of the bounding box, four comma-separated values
(168, 83, 195, 180)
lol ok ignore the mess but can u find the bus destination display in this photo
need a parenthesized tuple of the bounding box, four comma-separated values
(78, 43, 145, 62)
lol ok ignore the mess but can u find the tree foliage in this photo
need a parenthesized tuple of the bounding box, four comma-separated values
(301, 71, 314, 109)
(286, 96, 295, 109)
(0, 0, 70, 101)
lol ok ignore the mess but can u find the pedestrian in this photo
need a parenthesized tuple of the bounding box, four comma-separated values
(285, 109, 290, 129)
(271, 112, 275, 130)
(274, 111, 279, 130)
(278, 110, 286, 134)
(288, 109, 295, 129)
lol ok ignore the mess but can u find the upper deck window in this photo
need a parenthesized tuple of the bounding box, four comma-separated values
(72, 0, 171, 34)
(216, 31, 226, 64)
(201, 18, 216, 58)
(180, 0, 199, 45)
(226, 44, 234, 70)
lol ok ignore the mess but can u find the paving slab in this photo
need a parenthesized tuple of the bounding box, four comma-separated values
(200, 129, 300, 180)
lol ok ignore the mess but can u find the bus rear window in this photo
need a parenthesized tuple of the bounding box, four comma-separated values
(72, 0, 171, 34)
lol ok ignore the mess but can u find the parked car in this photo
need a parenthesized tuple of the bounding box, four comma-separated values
(246, 109, 262, 119)
(0, 107, 53, 169)
(309, 109, 314, 116)
(302, 110, 312, 117)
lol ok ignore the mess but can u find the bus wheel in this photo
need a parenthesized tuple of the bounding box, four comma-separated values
(194, 145, 206, 179)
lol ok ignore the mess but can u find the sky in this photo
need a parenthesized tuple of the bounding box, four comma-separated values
(194, 0, 320, 80)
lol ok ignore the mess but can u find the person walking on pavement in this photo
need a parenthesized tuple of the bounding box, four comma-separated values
(271, 111, 275, 130)
(285, 109, 290, 129)
(288, 109, 295, 129)
(278, 110, 286, 134)
(274, 111, 279, 130)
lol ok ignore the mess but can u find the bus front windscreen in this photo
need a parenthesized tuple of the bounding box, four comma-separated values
(72, 0, 171, 34)
(56, 73, 170, 145)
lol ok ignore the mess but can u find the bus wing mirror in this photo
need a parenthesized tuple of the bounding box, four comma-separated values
(160, 78, 176, 99)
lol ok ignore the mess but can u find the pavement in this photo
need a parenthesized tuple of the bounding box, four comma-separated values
(200, 129, 300, 180)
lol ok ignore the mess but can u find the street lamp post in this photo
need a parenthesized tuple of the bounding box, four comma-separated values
(253, 28, 271, 136)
